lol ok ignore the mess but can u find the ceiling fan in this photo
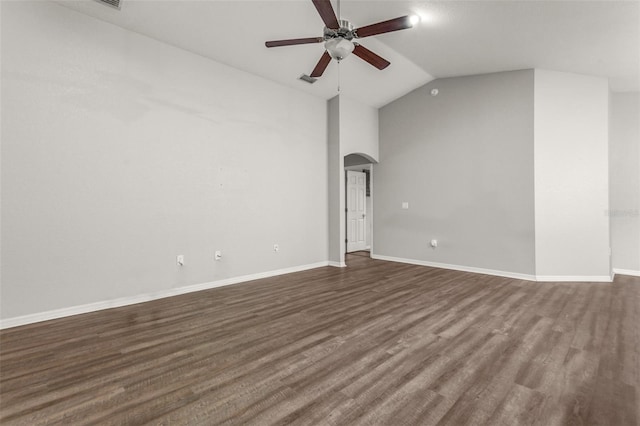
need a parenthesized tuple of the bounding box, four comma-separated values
(265, 0, 419, 78)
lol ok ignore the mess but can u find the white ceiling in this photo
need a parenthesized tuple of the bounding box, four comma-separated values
(56, 0, 640, 108)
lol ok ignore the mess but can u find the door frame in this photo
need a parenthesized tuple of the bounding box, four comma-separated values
(345, 163, 373, 257)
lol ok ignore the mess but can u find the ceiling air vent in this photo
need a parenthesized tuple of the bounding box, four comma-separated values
(299, 74, 317, 84)
(94, 0, 121, 10)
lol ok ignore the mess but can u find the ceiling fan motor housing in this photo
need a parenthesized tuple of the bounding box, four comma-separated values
(324, 20, 355, 41)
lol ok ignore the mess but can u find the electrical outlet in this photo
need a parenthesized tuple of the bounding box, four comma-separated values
(214, 250, 222, 261)
(177, 255, 185, 266)
(273, 244, 279, 253)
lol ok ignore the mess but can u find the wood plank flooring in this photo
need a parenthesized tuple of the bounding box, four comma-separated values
(1, 254, 638, 425)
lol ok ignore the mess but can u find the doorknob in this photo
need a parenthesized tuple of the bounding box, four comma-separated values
(362, 214, 366, 218)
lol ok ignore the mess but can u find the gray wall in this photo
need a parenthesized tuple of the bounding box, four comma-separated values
(533, 70, 610, 279)
(610, 92, 640, 273)
(327, 96, 342, 264)
(375, 70, 536, 275)
(339, 97, 379, 162)
(1, 2, 328, 320)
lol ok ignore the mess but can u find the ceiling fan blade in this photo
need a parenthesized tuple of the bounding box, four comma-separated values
(354, 15, 413, 38)
(312, 0, 339, 29)
(352, 44, 390, 70)
(265, 37, 324, 48)
(310, 51, 332, 77)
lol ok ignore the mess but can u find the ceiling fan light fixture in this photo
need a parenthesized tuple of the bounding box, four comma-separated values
(325, 37, 355, 61)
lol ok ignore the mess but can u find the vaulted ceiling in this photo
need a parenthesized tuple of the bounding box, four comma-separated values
(56, 0, 640, 107)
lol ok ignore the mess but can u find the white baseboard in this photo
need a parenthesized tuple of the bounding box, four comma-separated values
(328, 261, 347, 268)
(370, 254, 614, 282)
(613, 268, 640, 278)
(371, 254, 537, 281)
(0, 261, 329, 330)
(535, 275, 612, 282)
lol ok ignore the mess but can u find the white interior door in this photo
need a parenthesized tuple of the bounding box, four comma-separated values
(346, 171, 367, 253)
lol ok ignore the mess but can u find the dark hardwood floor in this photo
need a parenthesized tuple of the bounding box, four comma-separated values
(1, 254, 638, 425)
